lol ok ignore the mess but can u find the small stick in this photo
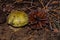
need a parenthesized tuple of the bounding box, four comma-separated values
(39, 0, 45, 8)
(45, 0, 52, 8)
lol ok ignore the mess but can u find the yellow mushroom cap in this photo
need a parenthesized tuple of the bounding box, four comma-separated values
(7, 10, 28, 27)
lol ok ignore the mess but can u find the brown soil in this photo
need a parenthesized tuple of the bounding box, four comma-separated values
(0, 0, 60, 40)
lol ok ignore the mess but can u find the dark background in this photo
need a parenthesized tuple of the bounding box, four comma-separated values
(0, 0, 60, 40)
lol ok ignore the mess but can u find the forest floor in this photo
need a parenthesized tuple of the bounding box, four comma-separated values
(0, 0, 60, 40)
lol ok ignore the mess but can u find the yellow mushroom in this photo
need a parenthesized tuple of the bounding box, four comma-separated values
(7, 10, 29, 28)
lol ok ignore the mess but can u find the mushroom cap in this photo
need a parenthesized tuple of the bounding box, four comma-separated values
(7, 10, 28, 27)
